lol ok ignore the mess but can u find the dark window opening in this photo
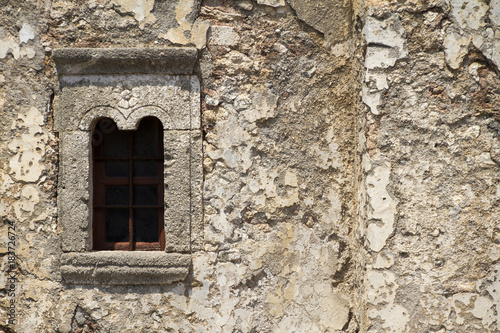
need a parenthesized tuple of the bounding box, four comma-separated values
(92, 117, 165, 251)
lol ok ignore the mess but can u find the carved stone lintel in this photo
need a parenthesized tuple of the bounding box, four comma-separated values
(52, 47, 198, 75)
(55, 47, 202, 286)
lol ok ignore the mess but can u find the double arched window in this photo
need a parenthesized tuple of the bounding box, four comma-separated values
(92, 117, 165, 250)
(55, 47, 202, 284)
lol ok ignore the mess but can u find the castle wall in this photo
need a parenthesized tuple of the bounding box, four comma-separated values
(0, 0, 499, 332)
(1, 1, 360, 332)
(360, 0, 500, 331)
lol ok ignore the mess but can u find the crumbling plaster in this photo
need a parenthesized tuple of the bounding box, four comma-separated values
(1, 0, 499, 332)
(1, 0, 360, 332)
(360, 0, 500, 331)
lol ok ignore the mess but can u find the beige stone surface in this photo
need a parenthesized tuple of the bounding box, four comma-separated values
(1, 0, 499, 332)
(111, 0, 156, 28)
(158, 0, 209, 49)
(287, 0, 353, 46)
(54, 74, 197, 131)
(360, 0, 500, 331)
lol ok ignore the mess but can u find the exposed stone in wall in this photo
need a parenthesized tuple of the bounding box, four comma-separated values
(1, 0, 360, 332)
(445, 0, 500, 69)
(111, 0, 156, 28)
(0, 23, 37, 60)
(194, 2, 359, 330)
(361, 0, 500, 331)
(47, 0, 207, 48)
(2, 0, 499, 331)
(158, 0, 210, 48)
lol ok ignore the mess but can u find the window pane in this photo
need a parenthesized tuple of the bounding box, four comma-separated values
(133, 161, 158, 177)
(105, 161, 129, 177)
(133, 118, 158, 157)
(105, 208, 129, 242)
(93, 117, 163, 250)
(133, 186, 158, 206)
(105, 186, 129, 205)
(104, 130, 129, 157)
(134, 209, 158, 242)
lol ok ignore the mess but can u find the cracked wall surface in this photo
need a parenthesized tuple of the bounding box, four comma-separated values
(1, 0, 360, 332)
(360, 0, 500, 331)
(1, 0, 499, 332)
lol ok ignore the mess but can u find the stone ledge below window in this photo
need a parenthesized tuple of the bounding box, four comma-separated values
(61, 252, 190, 285)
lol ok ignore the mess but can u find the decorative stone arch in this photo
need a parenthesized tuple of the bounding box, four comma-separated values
(79, 105, 177, 131)
(53, 48, 203, 285)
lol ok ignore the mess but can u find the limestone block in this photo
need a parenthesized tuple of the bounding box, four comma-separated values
(164, 131, 192, 252)
(190, 76, 201, 129)
(7, 106, 48, 182)
(158, 0, 209, 49)
(190, 130, 204, 251)
(209, 26, 240, 46)
(61, 252, 190, 284)
(54, 74, 196, 132)
(52, 48, 198, 75)
(59, 131, 91, 252)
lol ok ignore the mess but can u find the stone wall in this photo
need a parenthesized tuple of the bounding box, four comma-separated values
(360, 0, 500, 331)
(0, 0, 498, 332)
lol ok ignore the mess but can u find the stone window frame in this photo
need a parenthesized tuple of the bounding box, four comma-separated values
(53, 48, 203, 285)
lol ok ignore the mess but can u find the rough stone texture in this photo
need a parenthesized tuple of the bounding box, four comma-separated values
(54, 62, 203, 257)
(1, 0, 360, 331)
(209, 25, 240, 46)
(52, 47, 198, 75)
(61, 252, 190, 285)
(111, 0, 156, 28)
(287, 0, 353, 46)
(2, 0, 500, 332)
(59, 131, 91, 252)
(54, 74, 200, 132)
(163, 130, 198, 253)
(190, 130, 204, 252)
(46, 0, 205, 48)
(157, 0, 209, 48)
(360, 0, 500, 331)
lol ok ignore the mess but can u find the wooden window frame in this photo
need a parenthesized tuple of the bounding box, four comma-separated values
(92, 117, 165, 251)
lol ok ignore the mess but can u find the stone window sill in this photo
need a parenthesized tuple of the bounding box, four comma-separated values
(61, 252, 190, 285)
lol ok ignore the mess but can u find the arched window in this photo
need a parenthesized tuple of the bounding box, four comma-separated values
(92, 117, 165, 251)
(55, 47, 202, 284)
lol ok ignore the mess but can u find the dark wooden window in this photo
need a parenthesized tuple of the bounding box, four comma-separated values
(92, 117, 165, 251)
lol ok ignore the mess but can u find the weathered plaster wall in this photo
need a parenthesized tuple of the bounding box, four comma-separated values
(0, 1, 60, 333)
(1, 0, 360, 332)
(2, 0, 500, 332)
(360, 0, 500, 331)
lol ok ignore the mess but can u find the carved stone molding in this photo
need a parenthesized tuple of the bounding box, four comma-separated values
(54, 74, 200, 132)
(61, 252, 191, 285)
(53, 48, 203, 285)
(52, 47, 198, 75)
